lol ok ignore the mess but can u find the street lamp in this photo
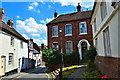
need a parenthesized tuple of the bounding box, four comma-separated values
(59, 28, 64, 67)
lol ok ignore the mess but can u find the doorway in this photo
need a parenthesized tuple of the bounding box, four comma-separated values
(1, 56, 6, 76)
(81, 42, 87, 61)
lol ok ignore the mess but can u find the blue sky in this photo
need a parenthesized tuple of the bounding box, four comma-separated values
(1, 1, 94, 46)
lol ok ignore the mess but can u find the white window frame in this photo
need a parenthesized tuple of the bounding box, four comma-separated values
(8, 53, 14, 66)
(103, 27, 111, 56)
(52, 26, 58, 37)
(52, 42, 59, 50)
(65, 24, 72, 36)
(79, 22, 87, 35)
(100, 2, 107, 21)
(66, 41, 73, 54)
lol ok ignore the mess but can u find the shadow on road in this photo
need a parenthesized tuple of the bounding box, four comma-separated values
(23, 66, 47, 74)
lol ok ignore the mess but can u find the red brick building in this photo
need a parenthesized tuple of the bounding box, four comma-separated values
(46, 3, 93, 60)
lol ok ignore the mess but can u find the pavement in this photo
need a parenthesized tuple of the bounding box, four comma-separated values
(50, 64, 87, 80)
(67, 65, 87, 80)
(1, 66, 53, 80)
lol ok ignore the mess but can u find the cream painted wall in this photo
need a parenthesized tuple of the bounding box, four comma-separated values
(0, 31, 28, 76)
(91, 2, 120, 58)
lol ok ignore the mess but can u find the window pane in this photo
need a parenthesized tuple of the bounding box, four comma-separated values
(80, 23, 87, 34)
(52, 26, 58, 36)
(66, 42, 72, 54)
(65, 25, 72, 35)
(52, 43, 58, 49)
(103, 27, 111, 56)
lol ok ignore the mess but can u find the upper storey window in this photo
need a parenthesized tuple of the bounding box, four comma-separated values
(65, 24, 72, 36)
(79, 22, 87, 35)
(52, 26, 58, 37)
(101, 2, 107, 21)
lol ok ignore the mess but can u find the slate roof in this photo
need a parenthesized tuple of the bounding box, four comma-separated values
(0, 20, 27, 42)
(46, 10, 92, 25)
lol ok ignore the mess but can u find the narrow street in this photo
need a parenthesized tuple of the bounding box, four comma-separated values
(2, 66, 53, 80)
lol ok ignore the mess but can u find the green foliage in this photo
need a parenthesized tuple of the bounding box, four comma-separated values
(83, 71, 102, 79)
(42, 49, 81, 70)
(64, 51, 80, 66)
(42, 48, 59, 69)
(84, 47, 97, 62)
(87, 60, 96, 72)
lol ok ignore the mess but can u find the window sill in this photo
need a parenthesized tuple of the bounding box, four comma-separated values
(79, 33, 87, 35)
(52, 36, 58, 37)
(8, 64, 14, 66)
(65, 34, 72, 36)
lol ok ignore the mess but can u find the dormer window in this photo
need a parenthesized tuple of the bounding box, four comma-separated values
(79, 22, 87, 35)
(52, 26, 58, 37)
(65, 24, 72, 36)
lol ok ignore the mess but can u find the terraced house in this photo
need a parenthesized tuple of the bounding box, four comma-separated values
(90, 0, 120, 78)
(47, 3, 93, 60)
(0, 8, 28, 77)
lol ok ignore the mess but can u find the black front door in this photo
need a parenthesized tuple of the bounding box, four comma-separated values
(81, 42, 87, 61)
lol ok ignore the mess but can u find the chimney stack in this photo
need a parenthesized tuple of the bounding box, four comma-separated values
(41, 43, 44, 51)
(54, 10, 57, 18)
(0, 8, 4, 21)
(77, 3, 81, 12)
(87, 8, 88, 11)
(30, 38, 33, 42)
(7, 19, 13, 28)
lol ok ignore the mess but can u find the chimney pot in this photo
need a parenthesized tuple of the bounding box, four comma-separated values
(0, 8, 4, 21)
(7, 19, 13, 28)
(77, 3, 81, 12)
(30, 38, 33, 42)
(54, 10, 57, 18)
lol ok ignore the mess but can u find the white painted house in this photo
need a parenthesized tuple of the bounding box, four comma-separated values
(90, 0, 120, 78)
(0, 8, 28, 77)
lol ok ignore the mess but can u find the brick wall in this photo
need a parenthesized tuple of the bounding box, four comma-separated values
(47, 19, 93, 54)
(95, 56, 120, 78)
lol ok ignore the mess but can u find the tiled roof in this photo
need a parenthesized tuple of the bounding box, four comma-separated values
(47, 10, 92, 25)
(33, 42, 40, 53)
(0, 20, 27, 42)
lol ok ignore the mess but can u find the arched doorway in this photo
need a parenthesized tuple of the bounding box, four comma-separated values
(77, 39, 90, 60)
(81, 42, 87, 61)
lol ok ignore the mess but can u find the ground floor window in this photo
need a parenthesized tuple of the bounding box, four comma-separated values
(66, 41, 73, 54)
(52, 42, 58, 50)
(103, 27, 111, 56)
(8, 53, 13, 65)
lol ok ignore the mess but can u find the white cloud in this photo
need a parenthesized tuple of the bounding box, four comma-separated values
(48, 5, 52, 8)
(16, 17, 53, 45)
(33, 38, 47, 46)
(31, 34, 40, 37)
(54, 0, 94, 8)
(17, 16, 20, 18)
(38, 10, 40, 13)
(28, 6, 33, 10)
(16, 17, 47, 37)
(46, 17, 54, 23)
(40, 20, 45, 24)
(30, 2, 38, 7)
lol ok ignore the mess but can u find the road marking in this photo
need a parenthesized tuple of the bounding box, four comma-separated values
(46, 73, 50, 80)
